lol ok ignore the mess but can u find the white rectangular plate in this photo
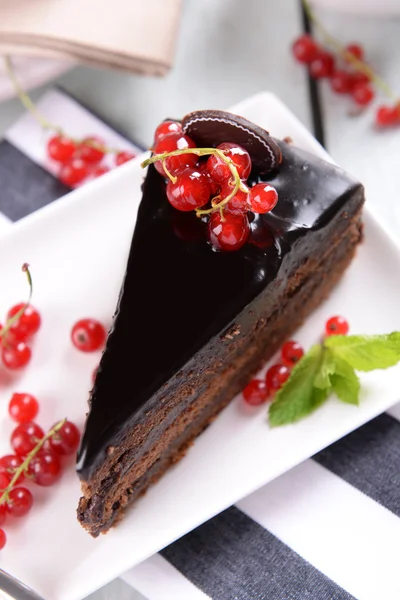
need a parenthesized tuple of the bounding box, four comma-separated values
(1, 93, 400, 600)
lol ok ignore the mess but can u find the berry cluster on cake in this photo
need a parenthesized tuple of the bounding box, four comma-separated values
(76, 110, 365, 537)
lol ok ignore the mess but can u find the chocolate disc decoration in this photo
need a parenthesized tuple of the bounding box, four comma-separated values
(182, 109, 282, 175)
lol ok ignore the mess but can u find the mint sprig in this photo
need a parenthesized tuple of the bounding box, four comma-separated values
(269, 333, 400, 427)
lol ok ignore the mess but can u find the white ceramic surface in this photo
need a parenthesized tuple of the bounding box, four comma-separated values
(311, 0, 400, 14)
(0, 93, 399, 600)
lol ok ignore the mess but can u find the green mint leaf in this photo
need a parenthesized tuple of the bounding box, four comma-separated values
(330, 354, 360, 405)
(269, 345, 329, 427)
(314, 348, 335, 389)
(325, 332, 400, 371)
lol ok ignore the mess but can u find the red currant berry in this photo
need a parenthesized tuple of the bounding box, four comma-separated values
(92, 165, 110, 178)
(2, 342, 31, 370)
(243, 379, 269, 406)
(166, 168, 211, 212)
(0, 473, 10, 491)
(71, 318, 106, 352)
(0, 528, 6, 550)
(0, 455, 25, 485)
(266, 364, 290, 392)
(292, 34, 320, 64)
(281, 340, 304, 368)
(376, 105, 400, 127)
(310, 52, 335, 79)
(0, 505, 6, 527)
(59, 159, 89, 187)
(351, 83, 374, 106)
(220, 180, 249, 214)
(7, 303, 41, 341)
(208, 211, 250, 252)
(346, 43, 364, 62)
(77, 136, 105, 164)
(153, 133, 197, 177)
(349, 72, 371, 90)
(28, 450, 61, 486)
(49, 421, 80, 456)
(6, 487, 33, 517)
(325, 315, 349, 336)
(47, 135, 76, 164)
(154, 121, 183, 142)
(197, 161, 220, 195)
(115, 151, 136, 166)
(248, 183, 278, 214)
(8, 393, 39, 424)
(330, 70, 352, 94)
(207, 143, 252, 184)
(11, 422, 44, 456)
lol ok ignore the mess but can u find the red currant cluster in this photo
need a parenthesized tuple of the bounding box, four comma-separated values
(0, 394, 80, 550)
(242, 315, 349, 406)
(0, 303, 41, 369)
(292, 35, 400, 127)
(47, 134, 137, 188)
(150, 121, 279, 252)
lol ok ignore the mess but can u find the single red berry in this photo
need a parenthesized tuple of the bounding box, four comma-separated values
(0, 455, 25, 485)
(92, 165, 110, 178)
(6, 487, 33, 518)
(346, 43, 364, 62)
(281, 340, 304, 367)
(6, 303, 41, 341)
(166, 168, 211, 212)
(243, 379, 269, 406)
(330, 70, 352, 94)
(220, 180, 249, 214)
(207, 143, 252, 184)
(197, 161, 220, 195)
(208, 211, 250, 252)
(76, 136, 105, 164)
(0, 528, 6, 550)
(310, 52, 335, 79)
(154, 120, 183, 142)
(0, 505, 6, 527)
(49, 421, 80, 456)
(292, 34, 320, 64)
(2, 342, 31, 370)
(375, 105, 400, 127)
(349, 71, 371, 90)
(266, 364, 290, 392)
(59, 159, 89, 187)
(71, 318, 106, 352)
(325, 315, 349, 336)
(153, 133, 197, 177)
(11, 422, 44, 456)
(115, 151, 136, 166)
(47, 135, 76, 164)
(248, 183, 278, 214)
(28, 450, 61, 486)
(0, 473, 10, 491)
(8, 393, 39, 424)
(351, 83, 374, 106)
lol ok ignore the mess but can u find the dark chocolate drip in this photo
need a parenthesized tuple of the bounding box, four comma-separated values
(76, 141, 362, 478)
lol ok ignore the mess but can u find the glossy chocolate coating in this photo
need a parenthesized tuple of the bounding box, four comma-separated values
(77, 132, 362, 479)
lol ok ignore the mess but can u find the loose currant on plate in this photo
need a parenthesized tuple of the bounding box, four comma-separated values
(325, 315, 349, 336)
(8, 393, 39, 423)
(243, 379, 269, 406)
(71, 318, 106, 352)
(266, 364, 290, 392)
(2, 342, 32, 370)
(281, 341, 304, 367)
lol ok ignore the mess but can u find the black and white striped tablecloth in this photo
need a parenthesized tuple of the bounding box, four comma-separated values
(2, 87, 399, 600)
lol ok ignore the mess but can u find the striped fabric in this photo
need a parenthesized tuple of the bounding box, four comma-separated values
(3, 86, 399, 600)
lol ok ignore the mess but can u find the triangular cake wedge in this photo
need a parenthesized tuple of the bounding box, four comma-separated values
(76, 110, 364, 536)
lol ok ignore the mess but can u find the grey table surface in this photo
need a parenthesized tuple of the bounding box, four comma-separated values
(0, 1, 399, 598)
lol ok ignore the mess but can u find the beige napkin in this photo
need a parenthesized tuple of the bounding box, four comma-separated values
(0, 0, 182, 76)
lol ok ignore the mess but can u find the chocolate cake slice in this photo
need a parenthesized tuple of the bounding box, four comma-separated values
(76, 110, 365, 537)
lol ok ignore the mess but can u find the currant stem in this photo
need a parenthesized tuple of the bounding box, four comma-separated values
(141, 148, 244, 217)
(0, 418, 67, 505)
(0, 263, 33, 344)
(301, 0, 398, 102)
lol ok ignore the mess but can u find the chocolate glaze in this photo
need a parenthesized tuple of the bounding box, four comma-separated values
(77, 135, 363, 480)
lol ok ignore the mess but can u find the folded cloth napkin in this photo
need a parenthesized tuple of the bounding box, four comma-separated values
(0, 0, 182, 75)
